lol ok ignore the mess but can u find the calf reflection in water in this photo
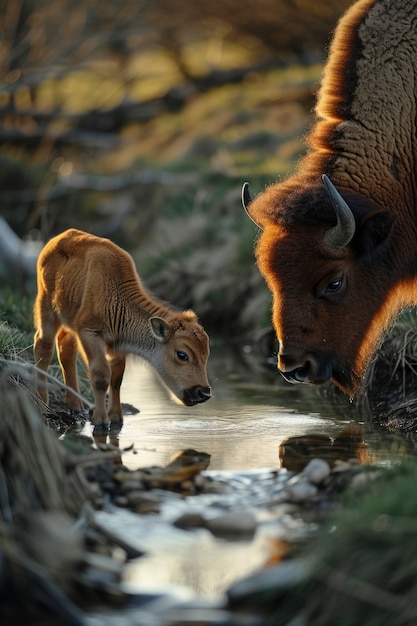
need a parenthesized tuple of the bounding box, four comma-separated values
(33, 229, 211, 432)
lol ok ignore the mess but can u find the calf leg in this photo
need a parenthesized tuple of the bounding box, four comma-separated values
(107, 354, 126, 423)
(33, 305, 60, 405)
(78, 330, 111, 426)
(56, 328, 83, 411)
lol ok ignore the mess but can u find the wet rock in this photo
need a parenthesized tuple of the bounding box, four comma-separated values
(302, 458, 331, 485)
(125, 586, 196, 609)
(105, 449, 216, 511)
(179, 479, 197, 493)
(120, 402, 140, 415)
(139, 449, 212, 490)
(174, 511, 257, 541)
(85, 608, 164, 625)
(169, 448, 211, 469)
(113, 495, 129, 508)
(266, 488, 289, 507)
(122, 591, 241, 626)
(156, 487, 186, 497)
(205, 512, 257, 540)
(87, 513, 145, 560)
(332, 459, 354, 473)
(194, 473, 209, 489)
(113, 468, 145, 486)
(200, 478, 231, 494)
(227, 557, 312, 607)
(285, 479, 318, 503)
(119, 479, 145, 493)
(166, 607, 240, 625)
(126, 490, 162, 513)
(174, 512, 207, 530)
(350, 470, 381, 490)
(271, 502, 302, 515)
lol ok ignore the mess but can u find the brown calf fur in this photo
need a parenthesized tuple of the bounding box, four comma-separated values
(33, 229, 211, 427)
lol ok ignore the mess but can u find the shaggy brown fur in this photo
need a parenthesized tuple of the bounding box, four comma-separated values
(34, 229, 211, 426)
(247, 0, 417, 395)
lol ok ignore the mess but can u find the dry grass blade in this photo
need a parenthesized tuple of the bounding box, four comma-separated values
(0, 364, 86, 516)
(318, 563, 417, 625)
(0, 360, 132, 621)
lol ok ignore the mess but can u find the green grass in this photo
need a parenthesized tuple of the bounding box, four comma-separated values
(0, 322, 32, 360)
(301, 462, 417, 625)
(0, 288, 34, 334)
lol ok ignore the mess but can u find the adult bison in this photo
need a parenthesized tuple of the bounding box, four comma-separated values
(243, 0, 417, 396)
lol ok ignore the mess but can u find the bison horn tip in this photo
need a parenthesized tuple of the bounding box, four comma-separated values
(242, 182, 261, 228)
(242, 182, 251, 209)
(322, 174, 356, 250)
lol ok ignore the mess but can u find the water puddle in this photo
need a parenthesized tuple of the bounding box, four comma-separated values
(84, 346, 414, 599)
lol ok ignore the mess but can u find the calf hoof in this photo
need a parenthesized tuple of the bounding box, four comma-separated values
(110, 418, 123, 435)
(92, 422, 110, 435)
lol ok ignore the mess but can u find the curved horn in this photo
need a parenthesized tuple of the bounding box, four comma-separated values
(322, 174, 356, 249)
(242, 182, 252, 210)
(242, 182, 261, 227)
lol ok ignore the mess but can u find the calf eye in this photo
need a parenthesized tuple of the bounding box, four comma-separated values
(176, 351, 189, 361)
(326, 278, 343, 294)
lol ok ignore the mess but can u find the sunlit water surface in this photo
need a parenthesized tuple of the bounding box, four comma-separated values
(116, 354, 409, 471)
(90, 349, 413, 599)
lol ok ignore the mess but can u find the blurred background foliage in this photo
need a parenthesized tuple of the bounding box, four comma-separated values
(0, 0, 351, 338)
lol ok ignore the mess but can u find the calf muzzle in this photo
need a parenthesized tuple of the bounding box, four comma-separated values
(183, 385, 212, 406)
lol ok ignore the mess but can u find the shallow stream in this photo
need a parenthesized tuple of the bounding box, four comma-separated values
(88, 342, 414, 600)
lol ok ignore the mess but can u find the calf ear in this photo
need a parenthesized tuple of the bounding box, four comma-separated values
(150, 317, 170, 343)
(357, 210, 394, 260)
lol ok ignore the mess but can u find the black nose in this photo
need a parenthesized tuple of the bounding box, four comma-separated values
(280, 354, 331, 385)
(183, 385, 211, 405)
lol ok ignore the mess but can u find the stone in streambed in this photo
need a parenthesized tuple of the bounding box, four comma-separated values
(301, 458, 331, 485)
(204, 512, 257, 540)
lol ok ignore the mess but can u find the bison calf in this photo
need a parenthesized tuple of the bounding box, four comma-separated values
(33, 228, 211, 428)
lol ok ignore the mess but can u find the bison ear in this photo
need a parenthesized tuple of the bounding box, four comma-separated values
(357, 210, 394, 259)
(150, 317, 170, 343)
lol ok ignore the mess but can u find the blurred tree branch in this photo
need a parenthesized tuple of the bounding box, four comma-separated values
(1, 0, 349, 146)
(0, 0, 350, 109)
(0, 0, 350, 244)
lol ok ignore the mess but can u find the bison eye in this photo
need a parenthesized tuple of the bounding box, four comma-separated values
(176, 351, 189, 362)
(326, 278, 343, 294)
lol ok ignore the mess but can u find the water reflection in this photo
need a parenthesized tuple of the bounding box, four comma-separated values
(93, 353, 411, 472)
(279, 428, 371, 473)
(114, 361, 335, 470)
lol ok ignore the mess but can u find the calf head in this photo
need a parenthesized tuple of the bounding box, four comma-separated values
(243, 176, 397, 396)
(149, 311, 211, 405)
